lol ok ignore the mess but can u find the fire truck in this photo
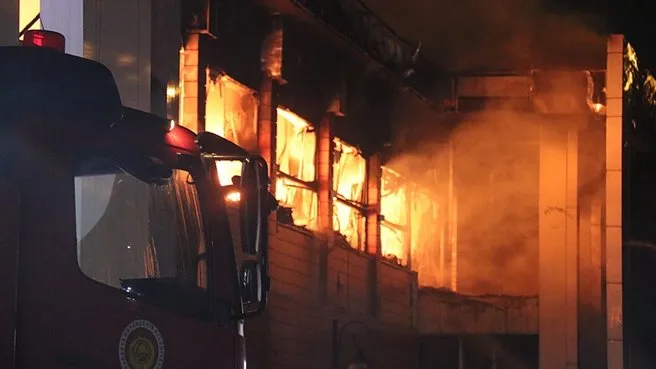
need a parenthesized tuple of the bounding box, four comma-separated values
(0, 30, 275, 369)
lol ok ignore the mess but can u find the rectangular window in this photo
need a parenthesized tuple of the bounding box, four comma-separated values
(380, 167, 409, 266)
(205, 74, 258, 152)
(75, 164, 209, 315)
(205, 74, 258, 188)
(332, 138, 367, 250)
(275, 108, 318, 229)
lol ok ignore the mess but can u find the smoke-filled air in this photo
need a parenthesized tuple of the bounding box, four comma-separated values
(369, 0, 609, 296)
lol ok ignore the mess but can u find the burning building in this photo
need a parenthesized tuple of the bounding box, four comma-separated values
(15, 0, 656, 368)
(175, 2, 649, 368)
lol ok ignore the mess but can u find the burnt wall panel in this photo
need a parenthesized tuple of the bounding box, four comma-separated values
(279, 17, 395, 154)
(417, 290, 538, 335)
(199, 2, 270, 91)
(378, 263, 413, 327)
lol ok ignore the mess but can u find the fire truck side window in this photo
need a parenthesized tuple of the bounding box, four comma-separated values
(74, 165, 209, 311)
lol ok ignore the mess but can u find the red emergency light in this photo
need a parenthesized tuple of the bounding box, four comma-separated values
(22, 30, 66, 53)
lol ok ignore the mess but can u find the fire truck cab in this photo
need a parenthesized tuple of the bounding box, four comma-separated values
(0, 31, 275, 369)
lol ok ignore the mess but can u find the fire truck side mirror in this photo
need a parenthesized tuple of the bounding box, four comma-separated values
(237, 156, 275, 318)
(239, 260, 263, 305)
(239, 156, 272, 255)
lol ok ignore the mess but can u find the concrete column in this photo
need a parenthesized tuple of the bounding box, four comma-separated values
(40, 0, 83, 56)
(257, 75, 275, 175)
(538, 120, 579, 369)
(317, 114, 334, 233)
(578, 125, 607, 369)
(366, 153, 382, 256)
(83, 0, 152, 111)
(179, 34, 200, 132)
(0, 0, 18, 46)
(366, 153, 382, 317)
(604, 34, 625, 369)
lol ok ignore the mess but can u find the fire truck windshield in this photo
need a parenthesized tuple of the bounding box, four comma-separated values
(75, 162, 210, 314)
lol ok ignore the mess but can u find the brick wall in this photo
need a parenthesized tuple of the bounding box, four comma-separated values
(247, 221, 419, 369)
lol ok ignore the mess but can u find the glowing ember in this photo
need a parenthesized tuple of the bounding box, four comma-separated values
(225, 190, 241, 203)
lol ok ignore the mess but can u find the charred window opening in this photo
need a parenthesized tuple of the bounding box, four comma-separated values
(275, 108, 318, 229)
(380, 167, 409, 265)
(332, 138, 367, 250)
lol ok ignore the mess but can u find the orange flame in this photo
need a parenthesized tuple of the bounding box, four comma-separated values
(275, 108, 318, 229)
(333, 138, 366, 249)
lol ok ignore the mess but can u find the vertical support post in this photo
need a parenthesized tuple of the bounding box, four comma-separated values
(447, 141, 457, 291)
(604, 34, 625, 369)
(457, 336, 464, 369)
(578, 122, 607, 369)
(316, 113, 334, 303)
(406, 187, 413, 270)
(367, 154, 382, 256)
(332, 319, 339, 369)
(538, 118, 579, 369)
(82, 0, 152, 112)
(258, 76, 275, 172)
(178, 34, 201, 131)
(565, 129, 579, 369)
(366, 153, 382, 316)
(318, 114, 334, 234)
(258, 12, 282, 178)
(41, 0, 84, 56)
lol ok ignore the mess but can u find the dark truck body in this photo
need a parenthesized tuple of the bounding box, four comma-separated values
(0, 45, 268, 369)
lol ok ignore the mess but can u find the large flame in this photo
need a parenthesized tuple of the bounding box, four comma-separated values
(410, 190, 445, 287)
(380, 166, 447, 287)
(205, 74, 258, 151)
(380, 167, 409, 264)
(205, 74, 257, 187)
(275, 108, 319, 229)
(333, 138, 367, 249)
(202, 72, 451, 287)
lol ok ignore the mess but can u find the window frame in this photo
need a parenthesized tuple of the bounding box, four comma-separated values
(332, 137, 368, 252)
(72, 154, 218, 321)
(274, 107, 320, 230)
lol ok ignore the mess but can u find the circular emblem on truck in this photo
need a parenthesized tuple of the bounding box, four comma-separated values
(118, 319, 165, 369)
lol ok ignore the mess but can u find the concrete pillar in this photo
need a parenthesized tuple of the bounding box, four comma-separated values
(0, 0, 18, 46)
(83, 0, 152, 111)
(366, 153, 381, 256)
(578, 123, 606, 369)
(366, 153, 382, 317)
(40, 0, 83, 56)
(604, 34, 625, 369)
(180, 34, 200, 132)
(538, 120, 579, 369)
(318, 114, 334, 234)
